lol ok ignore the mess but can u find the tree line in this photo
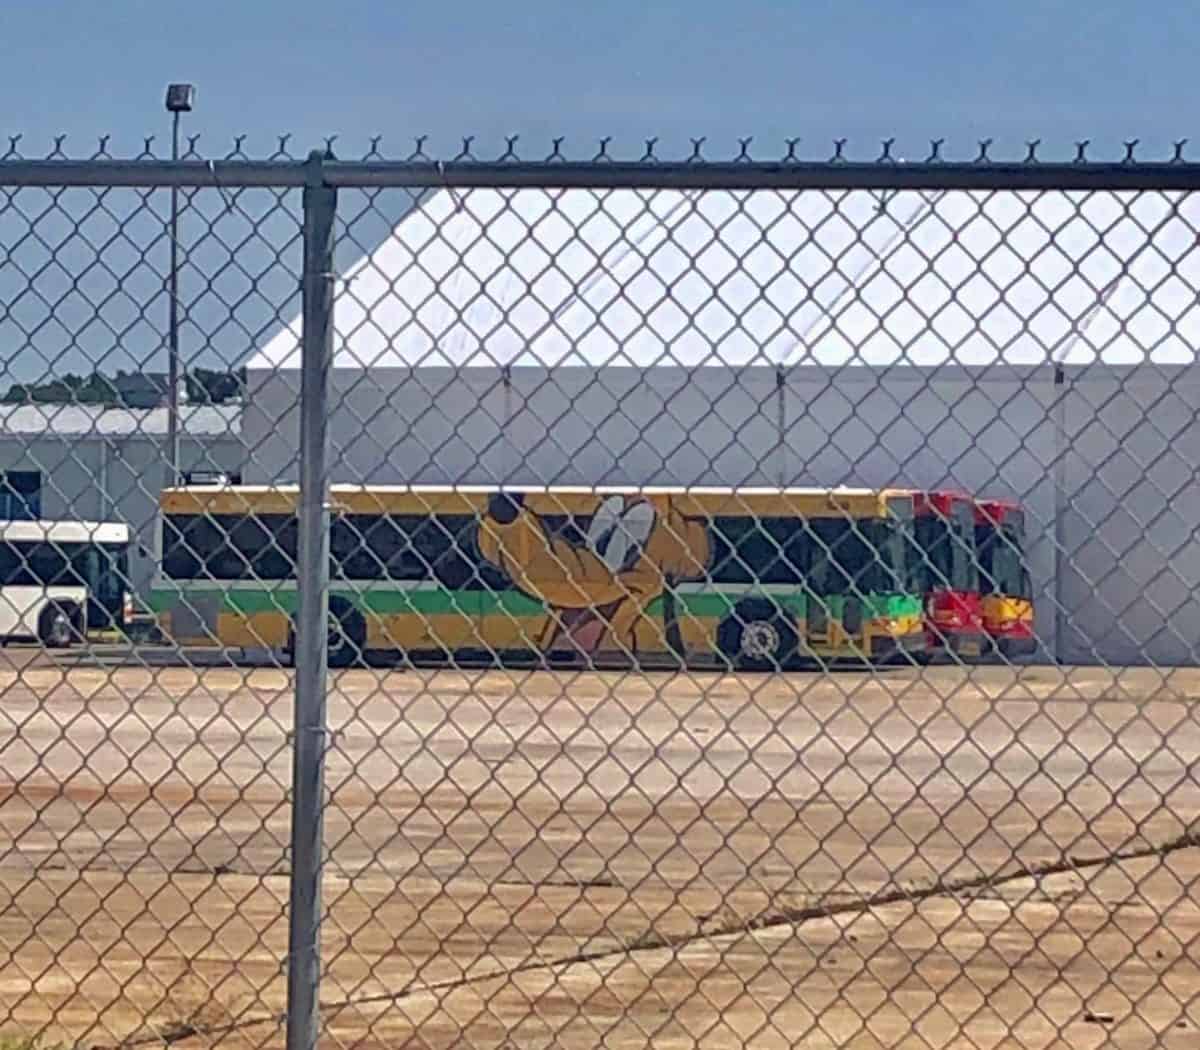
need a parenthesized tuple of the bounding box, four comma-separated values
(0, 368, 246, 406)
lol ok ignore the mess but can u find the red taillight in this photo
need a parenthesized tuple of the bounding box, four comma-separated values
(928, 591, 983, 632)
(123, 593, 134, 624)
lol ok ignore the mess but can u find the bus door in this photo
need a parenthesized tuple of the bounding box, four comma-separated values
(805, 520, 839, 653)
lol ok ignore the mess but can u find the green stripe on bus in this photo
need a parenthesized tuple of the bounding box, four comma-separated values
(151, 586, 547, 617)
(152, 585, 921, 620)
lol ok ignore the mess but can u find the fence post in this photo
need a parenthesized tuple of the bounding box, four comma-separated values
(1052, 362, 1066, 664)
(286, 148, 336, 1050)
(775, 366, 786, 487)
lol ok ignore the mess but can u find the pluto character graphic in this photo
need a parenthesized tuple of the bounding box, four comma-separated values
(478, 492, 710, 657)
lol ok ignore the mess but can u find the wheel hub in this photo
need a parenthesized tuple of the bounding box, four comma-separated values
(328, 613, 344, 649)
(741, 620, 780, 660)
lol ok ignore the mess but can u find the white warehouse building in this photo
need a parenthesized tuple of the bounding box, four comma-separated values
(242, 185, 1200, 666)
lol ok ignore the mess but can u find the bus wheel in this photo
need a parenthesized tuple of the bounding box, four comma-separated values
(718, 600, 798, 672)
(40, 603, 80, 649)
(327, 600, 365, 669)
(287, 600, 366, 669)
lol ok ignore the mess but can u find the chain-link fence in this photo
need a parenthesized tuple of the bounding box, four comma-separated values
(0, 137, 1199, 1050)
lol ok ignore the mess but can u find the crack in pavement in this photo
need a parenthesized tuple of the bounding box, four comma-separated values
(87, 828, 1199, 1048)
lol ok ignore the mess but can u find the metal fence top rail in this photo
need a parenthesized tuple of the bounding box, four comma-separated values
(6, 152, 1200, 190)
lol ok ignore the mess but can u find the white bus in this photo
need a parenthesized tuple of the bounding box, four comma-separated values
(0, 521, 132, 646)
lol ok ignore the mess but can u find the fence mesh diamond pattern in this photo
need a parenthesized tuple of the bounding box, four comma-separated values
(0, 138, 1198, 1050)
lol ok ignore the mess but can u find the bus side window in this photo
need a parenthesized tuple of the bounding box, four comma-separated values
(331, 514, 453, 582)
(163, 516, 210, 580)
(707, 516, 809, 586)
(974, 525, 998, 595)
(419, 516, 479, 590)
(205, 520, 249, 580)
(404, 516, 456, 582)
(240, 516, 296, 580)
(0, 543, 19, 585)
(332, 515, 414, 580)
(21, 543, 72, 586)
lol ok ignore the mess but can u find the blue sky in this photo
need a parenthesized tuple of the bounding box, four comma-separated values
(0, 0, 1193, 162)
(0, 0, 1193, 382)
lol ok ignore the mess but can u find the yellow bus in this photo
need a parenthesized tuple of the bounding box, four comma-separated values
(153, 484, 926, 669)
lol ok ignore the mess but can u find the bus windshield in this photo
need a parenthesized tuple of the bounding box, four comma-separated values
(913, 502, 979, 594)
(976, 521, 1031, 599)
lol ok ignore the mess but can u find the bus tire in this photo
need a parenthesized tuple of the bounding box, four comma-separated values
(40, 602, 81, 649)
(286, 600, 366, 669)
(718, 599, 798, 672)
(327, 600, 365, 669)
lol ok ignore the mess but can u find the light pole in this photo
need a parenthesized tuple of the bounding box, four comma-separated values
(164, 83, 194, 485)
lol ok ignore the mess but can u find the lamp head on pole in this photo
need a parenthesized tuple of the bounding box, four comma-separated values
(165, 84, 195, 113)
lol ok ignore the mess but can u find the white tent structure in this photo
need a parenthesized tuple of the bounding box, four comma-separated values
(243, 186, 1200, 665)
